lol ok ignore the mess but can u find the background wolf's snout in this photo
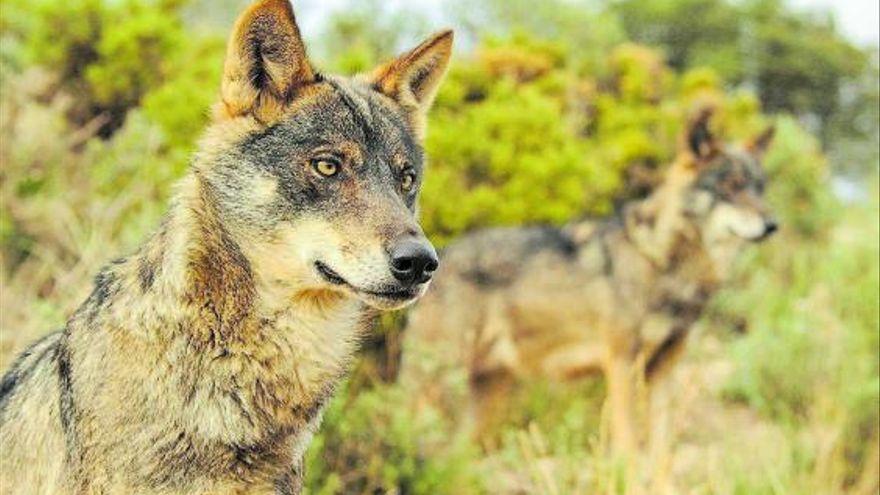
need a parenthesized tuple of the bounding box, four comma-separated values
(761, 218, 779, 239)
(390, 240, 439, 285)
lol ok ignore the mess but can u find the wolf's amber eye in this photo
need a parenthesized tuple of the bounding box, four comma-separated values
(312, 158, 339, 177)
(401, 170, 416, 192)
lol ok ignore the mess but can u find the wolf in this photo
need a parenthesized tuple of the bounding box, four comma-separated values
(0, 0, 452, 493)
(400, 108, 777, 454)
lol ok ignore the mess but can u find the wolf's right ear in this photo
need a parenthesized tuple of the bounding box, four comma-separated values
(370, 30, 454, 138)
(218, 0, 316, 123)
(683, 107, 719, 162)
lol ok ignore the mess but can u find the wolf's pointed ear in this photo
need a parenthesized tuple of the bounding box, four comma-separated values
(370, 30, 454, 137)
(683, 107, 719, 162)
(218, 0, 316, 123)
(746, 125, 776, 158)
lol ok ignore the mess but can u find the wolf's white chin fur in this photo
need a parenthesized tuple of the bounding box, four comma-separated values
(710, 203, 767, 241)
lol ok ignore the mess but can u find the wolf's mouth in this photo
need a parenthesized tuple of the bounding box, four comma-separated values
(314, 261, 419, 301)
(315, 261, 347, 286)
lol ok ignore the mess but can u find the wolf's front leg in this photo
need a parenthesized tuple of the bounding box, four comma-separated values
(644, 364, 681, 495)
(604, 354, 641, 456)
(605, 350, 661, 495)
(468, 368, 516, 448)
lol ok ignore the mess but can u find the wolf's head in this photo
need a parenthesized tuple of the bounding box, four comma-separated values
(680, 108, 778, 246)
(625, 108, 777, 275)
(653, 108, 779, 276)
(193, 0, 452, 310)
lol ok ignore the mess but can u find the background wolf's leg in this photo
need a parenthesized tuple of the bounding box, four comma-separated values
(604, 355, 640, 456)
(466, 296, 519, 446)
(645, 367, 678, 495)
(468, 369, 515, 449)
(645, 323, 689, 384)
(604, 352, 657, 495)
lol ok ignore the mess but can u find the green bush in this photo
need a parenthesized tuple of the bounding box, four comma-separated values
(3, 0, 189, 132)
(421, 38, 774, 243)
(141, 35, 225, 150)
(305, 384, 483, 494)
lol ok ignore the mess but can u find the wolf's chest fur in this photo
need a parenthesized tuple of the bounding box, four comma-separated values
(161, 294, 362, 448)
(42, 192, 369, 492)
(141, 302, 361, 490)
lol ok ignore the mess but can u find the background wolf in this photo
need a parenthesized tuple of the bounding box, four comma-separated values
(0, 0, 452, 493)
(401, 109, 778, 454)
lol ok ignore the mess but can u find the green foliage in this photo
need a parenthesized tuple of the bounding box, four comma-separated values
(613, 0, 741, 75)
(761, 116, 838, 237)
(720, 189, 879, 483)
(826, 51, 880, 177)
(141, 35, 225, 150)
(305, 384, 483, 494)
(449, 0, 627, 75)
(2, 0, 189, 132)
(317, 0, 432, 74)
(423, 71, 614, 242)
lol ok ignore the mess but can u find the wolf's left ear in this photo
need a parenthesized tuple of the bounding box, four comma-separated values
(219, 0, 316, 123)
(370, 30, 454, 137)
(746, 125, 776, 158)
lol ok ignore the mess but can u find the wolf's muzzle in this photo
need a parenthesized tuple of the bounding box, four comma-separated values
(389, 239, 439, 286)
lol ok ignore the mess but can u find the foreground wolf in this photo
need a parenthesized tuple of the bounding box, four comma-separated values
(401, 109, 776, 453)
(0, 1, 452, 492)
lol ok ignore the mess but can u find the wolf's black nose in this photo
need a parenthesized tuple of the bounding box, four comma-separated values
(758, 219, 779, 240)
(390, 240, 439, 285)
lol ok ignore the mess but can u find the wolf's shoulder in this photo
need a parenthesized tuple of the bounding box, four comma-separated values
(0, 330, 62, 418)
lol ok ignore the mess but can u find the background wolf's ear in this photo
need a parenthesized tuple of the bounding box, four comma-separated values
(684, 107, 719, 162)
(746, 125, 776, 158)
(370, 30, 454, 137)
(218, 0, 315, 123)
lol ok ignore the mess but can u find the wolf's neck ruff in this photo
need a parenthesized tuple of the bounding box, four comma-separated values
(139, 172, 362, 394)
(53, 172, 365, 486)
(624, 181, 704, 269)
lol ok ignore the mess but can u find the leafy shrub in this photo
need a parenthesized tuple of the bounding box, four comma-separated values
(141, 35, 225, 150)
(305, 384, 483, 494)
(421, 37, 773, 243)
(3, 0, 189, 133)
(761, 116, 838, 237)
(1, 1, 876, 493)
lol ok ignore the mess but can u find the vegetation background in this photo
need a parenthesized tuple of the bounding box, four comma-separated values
(0, 0, 877, 493)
